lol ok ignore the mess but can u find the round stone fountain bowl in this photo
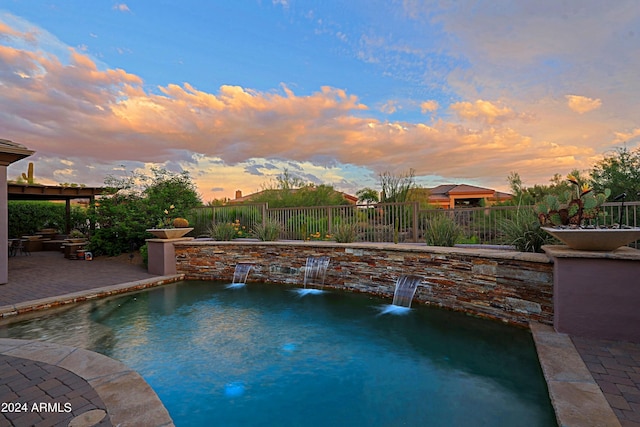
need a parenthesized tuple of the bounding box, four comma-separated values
(542, 227, 640, 251)
(146, 228, 194, 239)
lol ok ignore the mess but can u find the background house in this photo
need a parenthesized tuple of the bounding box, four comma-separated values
(410, 184, 512, 209)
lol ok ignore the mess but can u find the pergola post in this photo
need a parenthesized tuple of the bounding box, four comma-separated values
(65, 198, 71, 234)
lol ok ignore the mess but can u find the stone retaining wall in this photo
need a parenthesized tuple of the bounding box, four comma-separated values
(174, 241, 553, 326)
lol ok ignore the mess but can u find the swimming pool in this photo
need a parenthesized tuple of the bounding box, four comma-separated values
(0, 281, 556, 426)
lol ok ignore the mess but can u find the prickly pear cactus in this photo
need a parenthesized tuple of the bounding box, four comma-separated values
(534, 174, 610, 227)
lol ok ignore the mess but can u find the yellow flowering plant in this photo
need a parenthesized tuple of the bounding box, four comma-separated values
(156, 205, 176, 228)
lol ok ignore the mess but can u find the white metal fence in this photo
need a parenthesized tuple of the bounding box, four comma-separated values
(188, 201, 640, 247)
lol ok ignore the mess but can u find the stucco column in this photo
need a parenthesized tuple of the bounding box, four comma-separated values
(1, 138, 35, 285)
(146, 238, 193, 275)
(544, 245, 640, 342)
(1, 165, 8, 284)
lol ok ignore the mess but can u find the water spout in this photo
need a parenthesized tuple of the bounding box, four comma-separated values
(303, 256, 330, 289)
(227, 263, 253, 288)
(392, 275, 422, 308)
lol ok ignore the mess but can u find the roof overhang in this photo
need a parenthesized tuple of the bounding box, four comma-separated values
(8, 183, 106, 201)
(0, 139, 35, 166)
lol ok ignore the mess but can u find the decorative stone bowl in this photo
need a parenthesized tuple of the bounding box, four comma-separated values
(146, 228, 194, 239)
(542, 227, 640, 251)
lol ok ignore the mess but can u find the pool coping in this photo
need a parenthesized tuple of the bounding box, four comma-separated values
(530, 322, 621, 427)
(0, 338, 174, 427)
(0, 276, 621, 426)
(0, 275, 184, 318)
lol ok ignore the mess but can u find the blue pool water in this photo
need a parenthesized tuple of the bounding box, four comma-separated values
(0, 281, 556, 426)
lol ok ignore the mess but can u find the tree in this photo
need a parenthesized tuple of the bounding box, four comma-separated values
(504, 170, 582, 206)
(89, 168, 202, 256)
(591, 146, 640, 201)
(506, 171, 529, 206)
(379, 169, 416, 203)
(356, 187, 379, 205)
(141, 168, 202, 221)
(250, 169, 349, 208)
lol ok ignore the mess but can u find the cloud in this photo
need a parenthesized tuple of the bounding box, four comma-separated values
(420, 100, 438, 113)
(1, 14, 638, 200)
(450, 100, 519, 125)
(380, 100, 400, 114)
(113, 3, 131, 13)
(613, 128, 640, 144)
(565, 95, 602, 114)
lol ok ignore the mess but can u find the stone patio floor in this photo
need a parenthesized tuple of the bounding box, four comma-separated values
(1, 250, 639, 426)
(572, 337, 640, 426)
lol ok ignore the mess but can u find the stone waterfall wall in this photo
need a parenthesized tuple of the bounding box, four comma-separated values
(174, 241, 553, 326)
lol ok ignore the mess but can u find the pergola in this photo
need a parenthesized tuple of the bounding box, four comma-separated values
(8, 183, 106, 234)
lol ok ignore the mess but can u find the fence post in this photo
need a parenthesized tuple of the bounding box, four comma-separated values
(327, 206, 333, 234)
(262, 203, 268, 227)
(412, 202, 419, 242)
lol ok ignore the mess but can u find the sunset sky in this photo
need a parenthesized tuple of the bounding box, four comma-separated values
(1, 1, 639, 201)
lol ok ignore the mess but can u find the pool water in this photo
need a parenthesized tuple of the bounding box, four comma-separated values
(1, 281, 556, 426)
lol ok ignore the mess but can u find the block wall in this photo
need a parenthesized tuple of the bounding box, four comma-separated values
(175, 241, 553, 326)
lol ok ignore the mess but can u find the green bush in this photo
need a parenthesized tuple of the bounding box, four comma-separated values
(89, 168, 202, 256)
(424, 215, 462, 247)
(89, 223, 149, 256)
(140, 243, 148, 267)
(213, 206, 262, 225)
(252, 219, 281, 241)
(333, 222, 357, 243)
(499, 208, 555, 253)
(8, 201, 89, 237)
(286, 214, 329, 240)
(208, 222, 238, 241)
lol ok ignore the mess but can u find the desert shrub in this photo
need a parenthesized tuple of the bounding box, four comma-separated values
(424, 215, 462, 247)
(333, 222, 358, 243)
(252, 219, 281, 241)
(499, 208, 554, 253)
(208, 222, 238, 241)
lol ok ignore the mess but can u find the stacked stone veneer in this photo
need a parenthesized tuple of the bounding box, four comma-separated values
(174, 241, 553, 326)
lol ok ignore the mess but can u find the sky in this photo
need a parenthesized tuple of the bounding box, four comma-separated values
(1, 1, 639, 202)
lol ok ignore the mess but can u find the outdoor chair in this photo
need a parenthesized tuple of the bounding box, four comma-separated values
(11, 239, 30, 256)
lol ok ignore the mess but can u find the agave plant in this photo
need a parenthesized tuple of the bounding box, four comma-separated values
(534, 174, 610, 227)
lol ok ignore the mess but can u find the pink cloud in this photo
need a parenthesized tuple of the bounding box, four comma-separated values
(565, 94, 602, 114)
(450, 99, 520, 125)
(0, 20, 622, 198)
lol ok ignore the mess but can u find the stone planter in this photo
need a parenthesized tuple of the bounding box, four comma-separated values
(542, 227, 640, 251)
(146, 228, 193, 239)
(66, 238, 86, 243)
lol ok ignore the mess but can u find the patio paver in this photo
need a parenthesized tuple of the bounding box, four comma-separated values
(1, 251, 176, 426)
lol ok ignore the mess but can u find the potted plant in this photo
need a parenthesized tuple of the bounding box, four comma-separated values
(146, 205, 193, 239)
(535, 174, 640, 250)
(67, 229, 86, 243)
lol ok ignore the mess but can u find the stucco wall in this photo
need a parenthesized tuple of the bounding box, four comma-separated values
(174, 241, 553, 326)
